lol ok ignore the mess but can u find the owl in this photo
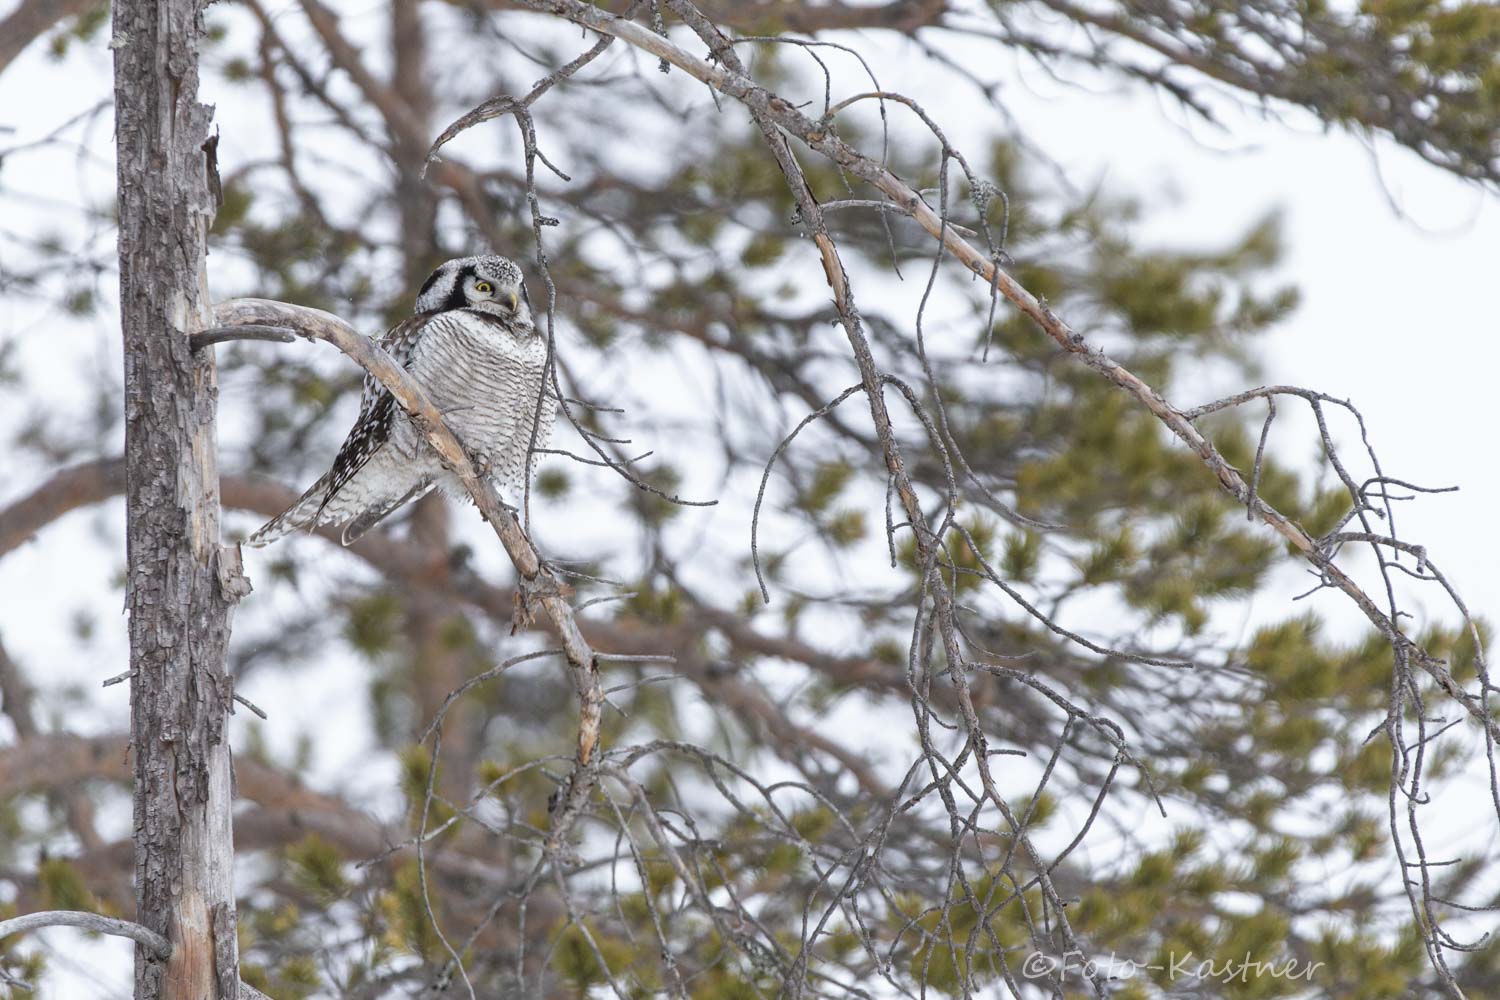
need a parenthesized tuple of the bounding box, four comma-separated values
(247, 254, 555, 547)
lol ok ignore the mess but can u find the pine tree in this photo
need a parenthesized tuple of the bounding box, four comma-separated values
(0, 2, 1495, 997)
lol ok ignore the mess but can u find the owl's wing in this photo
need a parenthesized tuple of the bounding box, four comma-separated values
(316, 311, 434, 518)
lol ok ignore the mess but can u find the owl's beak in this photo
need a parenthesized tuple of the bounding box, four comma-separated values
(506, 291, 520, 312)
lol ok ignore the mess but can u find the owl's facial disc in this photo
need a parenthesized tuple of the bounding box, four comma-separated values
(415, 255, 530, 322)
(464, 274, 521, 314)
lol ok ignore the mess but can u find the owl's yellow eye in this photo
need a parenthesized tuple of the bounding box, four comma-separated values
(474, 281, 493, 294)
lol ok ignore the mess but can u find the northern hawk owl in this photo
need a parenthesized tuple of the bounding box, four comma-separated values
(248, 254, 554, 547)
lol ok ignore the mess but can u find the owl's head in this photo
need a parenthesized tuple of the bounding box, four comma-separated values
(415, 255, 531, 323)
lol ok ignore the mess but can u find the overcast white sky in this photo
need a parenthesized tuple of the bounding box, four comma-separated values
(991, 49, 1500, 637)
(0, 4, 1497, 996)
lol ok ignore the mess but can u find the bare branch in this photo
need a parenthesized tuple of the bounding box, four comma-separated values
(188, 325, 297, 350)
(0, 910, 171, 959)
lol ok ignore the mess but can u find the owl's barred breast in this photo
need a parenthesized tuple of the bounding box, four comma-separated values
(389, 310, 554, 500)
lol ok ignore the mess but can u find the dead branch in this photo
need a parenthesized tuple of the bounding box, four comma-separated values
(0, 910, 171, 959)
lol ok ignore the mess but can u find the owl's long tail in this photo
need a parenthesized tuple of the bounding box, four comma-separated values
(245, 473, 437, 548)
(244, 473, 334, 548)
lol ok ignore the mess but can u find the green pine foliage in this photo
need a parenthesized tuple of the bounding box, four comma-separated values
(0, 1, 1495, 996)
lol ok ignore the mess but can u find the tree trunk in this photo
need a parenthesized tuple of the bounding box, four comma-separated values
(113, 1, 246, 998)
(387, 0, 484, 795)
(391, 0, 437, 286)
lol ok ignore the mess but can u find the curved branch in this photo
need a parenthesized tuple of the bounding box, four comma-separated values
(0, 908, 276, 998)
(188, 325, 296, 350)
(0, 457, 125, 558)
(0, 909, 171, 959)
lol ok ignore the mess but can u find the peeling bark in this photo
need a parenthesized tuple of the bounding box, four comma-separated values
(112, 1, 243, 997)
